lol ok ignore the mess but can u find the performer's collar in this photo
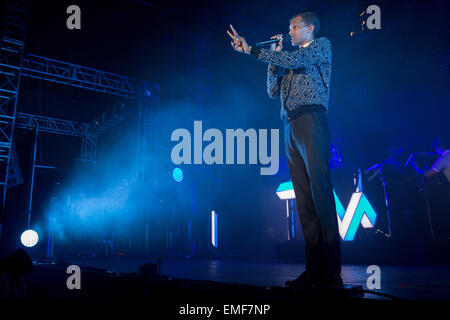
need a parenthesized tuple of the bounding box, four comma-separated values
(301, 39, 314, 48)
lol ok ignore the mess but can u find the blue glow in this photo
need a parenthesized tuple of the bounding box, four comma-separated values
(172, 167, 184, 182)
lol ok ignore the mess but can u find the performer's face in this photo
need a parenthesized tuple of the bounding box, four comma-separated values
(289, 17, 313, 46)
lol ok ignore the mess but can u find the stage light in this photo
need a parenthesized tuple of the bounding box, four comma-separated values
(211, 210, 218, 248)
(276, 181, 295, 200)
(172, 167, 184, 182)
(20, 229, 39, 248)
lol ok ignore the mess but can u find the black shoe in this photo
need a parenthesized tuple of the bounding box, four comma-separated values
(285, 270, 315, 288)
(314, 273, 344, 288)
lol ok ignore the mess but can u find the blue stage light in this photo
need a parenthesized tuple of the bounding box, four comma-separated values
(172, 167, 184, 182)
(211, 210, 218, 248)
(20, 229, 39, 248)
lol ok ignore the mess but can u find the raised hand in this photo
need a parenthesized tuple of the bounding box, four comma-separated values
(226, 24, 251, 54)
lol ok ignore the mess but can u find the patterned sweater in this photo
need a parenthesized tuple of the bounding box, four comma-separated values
(250, 37, 332, 121)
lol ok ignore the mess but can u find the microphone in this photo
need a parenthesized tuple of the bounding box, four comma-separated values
(256, 34, 288, 47)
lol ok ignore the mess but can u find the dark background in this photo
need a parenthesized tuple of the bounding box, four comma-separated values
(1, 0, 449, 262)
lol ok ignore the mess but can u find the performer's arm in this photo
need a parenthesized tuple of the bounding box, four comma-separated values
(249, 37, 331, 69)
(267, 64, 281, 98)
(226, 25, 285, 98)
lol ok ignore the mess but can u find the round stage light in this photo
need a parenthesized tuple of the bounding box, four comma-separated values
(20, 229, 39, 248)
(172, 167, 184, 182)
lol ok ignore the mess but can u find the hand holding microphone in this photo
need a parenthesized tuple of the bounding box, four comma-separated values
(270, 34, 283, 52)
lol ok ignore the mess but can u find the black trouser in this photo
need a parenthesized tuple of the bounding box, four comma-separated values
(284, 106, 341, 277)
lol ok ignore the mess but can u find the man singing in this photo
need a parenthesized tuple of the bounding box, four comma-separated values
(227, 12, 342, 288)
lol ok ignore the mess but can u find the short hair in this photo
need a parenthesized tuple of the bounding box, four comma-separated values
(290, 12, 320, 37)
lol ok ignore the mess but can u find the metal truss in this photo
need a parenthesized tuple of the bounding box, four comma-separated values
(15, 112, 97, 162)
(135, 100, 154, 255)
(0, 0, 30, 234)
(17, 54, 160, 164)
(87, 102, 137, 136)
(81, 132, 97, 163)
(0, 0, 159, 243)
(15, 112, 87, 137)
(21, 54, 159, 101)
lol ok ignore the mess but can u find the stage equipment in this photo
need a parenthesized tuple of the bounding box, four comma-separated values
(276, 171, 377, 241)
(172, 167, 184, 182)
(364, 149, 403, 237)
(211, 210, 218, 248)
(404, 152, 439, 239)
(20, 229, 39, 247)
(256, 34, 288, 46)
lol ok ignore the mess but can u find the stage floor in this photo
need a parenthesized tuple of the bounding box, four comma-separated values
(64, 256, 450, 300)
